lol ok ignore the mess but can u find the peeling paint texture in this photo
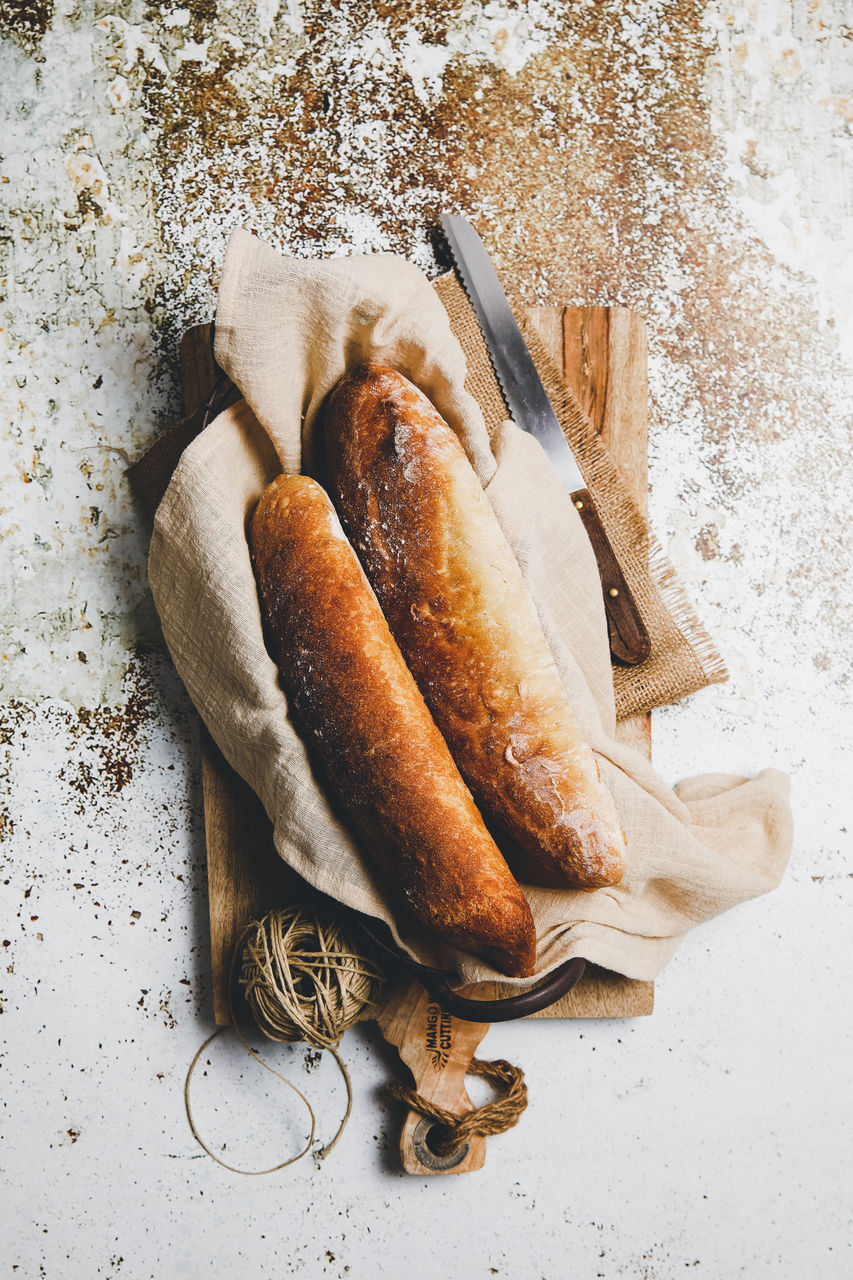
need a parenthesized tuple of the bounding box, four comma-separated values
(1, 2, 851, 1277)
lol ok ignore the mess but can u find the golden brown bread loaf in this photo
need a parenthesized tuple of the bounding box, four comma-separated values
(323, 364, 627, 890)
(249, 473, 537, 978)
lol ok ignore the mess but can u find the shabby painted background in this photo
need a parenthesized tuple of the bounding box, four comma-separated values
(1, 1, 851, 1276)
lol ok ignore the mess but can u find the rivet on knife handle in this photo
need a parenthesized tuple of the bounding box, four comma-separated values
(571, 489, 651, 666)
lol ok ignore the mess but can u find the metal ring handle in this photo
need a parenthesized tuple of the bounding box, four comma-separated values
(356, 917, 586, 1023)
(419, 956, 586, 1023)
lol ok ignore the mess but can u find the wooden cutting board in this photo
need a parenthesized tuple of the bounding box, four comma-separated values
(179, 303, 654, 1174)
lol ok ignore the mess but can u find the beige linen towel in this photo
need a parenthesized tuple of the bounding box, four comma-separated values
(148, 229, 792, 985)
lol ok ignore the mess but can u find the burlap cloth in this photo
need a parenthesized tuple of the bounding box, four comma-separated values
(146, 228, 792, 985)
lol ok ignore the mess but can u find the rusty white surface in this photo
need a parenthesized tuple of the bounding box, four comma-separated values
(1, 2, 851, 1277)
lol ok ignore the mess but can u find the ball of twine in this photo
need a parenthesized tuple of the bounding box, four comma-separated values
(184, 903, 386, 1174)
(239, 904, 386, 1050)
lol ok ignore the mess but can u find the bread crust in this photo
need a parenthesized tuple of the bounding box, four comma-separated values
(249, 473, 537, 977)
(324, 364, 627, 889)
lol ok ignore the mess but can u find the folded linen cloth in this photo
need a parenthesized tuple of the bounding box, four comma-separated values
(147, 229, 792, 984)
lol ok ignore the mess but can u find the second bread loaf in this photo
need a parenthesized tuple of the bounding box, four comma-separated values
(323, 364, 627, 890)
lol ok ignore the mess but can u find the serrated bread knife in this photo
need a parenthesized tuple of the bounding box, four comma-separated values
(440, 213, 651, 666)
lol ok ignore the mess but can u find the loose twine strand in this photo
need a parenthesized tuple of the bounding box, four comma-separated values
(184, 905, 385, 1174)
(389, 1056, 528, 1157)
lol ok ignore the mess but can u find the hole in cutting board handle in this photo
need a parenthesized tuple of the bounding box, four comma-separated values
(411, 1116, 470, 1171)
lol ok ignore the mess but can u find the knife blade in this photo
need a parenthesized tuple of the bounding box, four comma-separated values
(440, 213, 651, 667)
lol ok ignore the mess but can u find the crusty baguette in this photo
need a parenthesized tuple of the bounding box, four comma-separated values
(249, 473, 537, 977)
(323, 364, 627, 889)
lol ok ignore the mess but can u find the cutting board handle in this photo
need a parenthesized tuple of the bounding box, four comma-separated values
(375, 979, 492, 1174)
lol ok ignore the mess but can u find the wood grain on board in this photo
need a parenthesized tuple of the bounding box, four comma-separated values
(179, 306, 654, 1028)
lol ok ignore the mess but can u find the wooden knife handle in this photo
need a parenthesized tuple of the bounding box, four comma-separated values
(570, 488, 651, 666)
